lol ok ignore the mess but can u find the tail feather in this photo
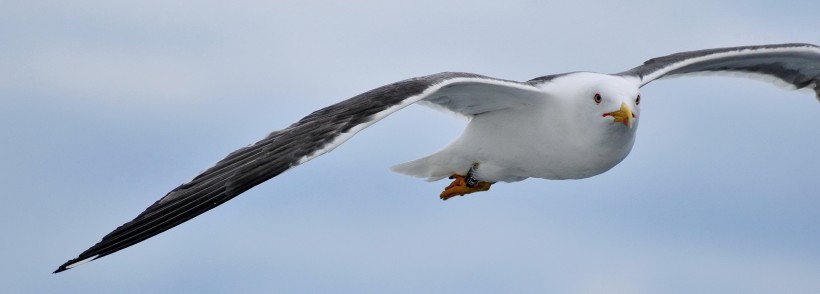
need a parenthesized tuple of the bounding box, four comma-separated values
(390, 153, 460, 181)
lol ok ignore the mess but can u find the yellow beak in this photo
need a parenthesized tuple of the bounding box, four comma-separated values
(603, 102, 635, 128)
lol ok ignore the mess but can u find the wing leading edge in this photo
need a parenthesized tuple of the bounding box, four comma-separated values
(618, 43, 820, 99)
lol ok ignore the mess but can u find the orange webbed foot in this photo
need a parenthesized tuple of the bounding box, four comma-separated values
(439, 174, 492, 200)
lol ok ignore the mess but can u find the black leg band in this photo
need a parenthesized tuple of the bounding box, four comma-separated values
(465, 163, 480, 188)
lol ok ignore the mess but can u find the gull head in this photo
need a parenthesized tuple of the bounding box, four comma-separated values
(553, 72, 641, 132)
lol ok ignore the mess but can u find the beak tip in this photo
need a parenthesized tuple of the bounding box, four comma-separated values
(606, 102, 636, 128)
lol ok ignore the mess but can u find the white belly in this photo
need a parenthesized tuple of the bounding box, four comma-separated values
(391, 106, 637, 183)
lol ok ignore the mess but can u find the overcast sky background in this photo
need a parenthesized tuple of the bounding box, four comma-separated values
(2, 1, 820, 293)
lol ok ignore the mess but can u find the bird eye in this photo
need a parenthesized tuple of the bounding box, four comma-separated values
(593, 93, 602, 104)
(635, 94, 641, 105)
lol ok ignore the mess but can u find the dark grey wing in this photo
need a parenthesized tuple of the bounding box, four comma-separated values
(54, 72, 545, 273)
(618, 43, 820, 99)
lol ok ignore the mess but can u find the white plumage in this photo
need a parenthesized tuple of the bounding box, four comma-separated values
(392, 73, 639, 182)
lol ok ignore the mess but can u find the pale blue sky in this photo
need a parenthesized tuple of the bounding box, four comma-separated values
(2, 1, 819, 293)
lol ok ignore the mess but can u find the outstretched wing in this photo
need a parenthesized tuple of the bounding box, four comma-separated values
(618, 43, 820, 99)
(54, 72, 545, 273)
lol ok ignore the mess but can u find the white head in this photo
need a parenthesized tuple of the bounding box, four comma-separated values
(578, 73, 641, 130)
(538, 72, 642, 176)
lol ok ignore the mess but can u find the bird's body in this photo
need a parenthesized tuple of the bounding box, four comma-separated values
(393, 72, 639, 182)
(55, 43, 820, 273)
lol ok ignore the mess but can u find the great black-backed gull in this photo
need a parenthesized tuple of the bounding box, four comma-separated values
(55, 43, 820, 273)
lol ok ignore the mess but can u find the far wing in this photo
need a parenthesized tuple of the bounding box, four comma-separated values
(54, 72, 544, 273)
(617, 43, 820, 99)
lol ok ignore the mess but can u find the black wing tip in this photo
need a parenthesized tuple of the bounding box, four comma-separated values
(53, 260, 73, 274)
(53, 254, 101, 274)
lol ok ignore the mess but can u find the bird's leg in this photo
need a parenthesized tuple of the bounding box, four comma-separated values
(440, 163, 493, 200)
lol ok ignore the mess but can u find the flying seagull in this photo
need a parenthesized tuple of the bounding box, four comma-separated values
(55, 43, 820, 273)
